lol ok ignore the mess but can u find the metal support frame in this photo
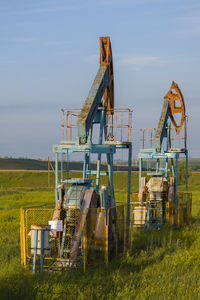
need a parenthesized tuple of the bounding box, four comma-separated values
(96, 110, 106, 195)
(53, 139, 132, 207)
(107, 153, 115, 206)
(138, 82, 188, 229)
(127, 144, 132, 205)
(175, 155, 178, 208)
(32, 229, 38, 273)
(186, 149, 188, 192)
(139, 157, 143, 191)
(32, 229, 44, 274)
(54, 106, 133, 208)
(55, 152, 58, 204)
(40, 229, 44, 274)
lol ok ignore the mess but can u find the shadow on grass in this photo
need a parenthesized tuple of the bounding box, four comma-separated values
(0, 222, 199, 300)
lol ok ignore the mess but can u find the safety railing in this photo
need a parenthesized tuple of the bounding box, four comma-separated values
(61, 109, 80, 142)
(170, 128, 186, 151)
(61, 108, 133, 143)
(140, 128, 156, 149)
(166, 192, 192, 226)
(140, 125, 186, 151)
(106, 108, 133, 143)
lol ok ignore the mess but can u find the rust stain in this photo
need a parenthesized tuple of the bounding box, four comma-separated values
(100, 37, 114, 113)
(165, 81, 186, 134)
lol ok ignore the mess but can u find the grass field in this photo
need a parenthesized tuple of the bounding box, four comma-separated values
(0, 158, 139, 171)
(0, 171, 200, 299)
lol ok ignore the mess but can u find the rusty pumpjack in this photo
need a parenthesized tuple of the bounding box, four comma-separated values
(138, 82, 188, 228)
(51, 37, 132, 268)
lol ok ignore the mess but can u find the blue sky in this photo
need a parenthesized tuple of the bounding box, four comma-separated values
(0, 0, 199, 159)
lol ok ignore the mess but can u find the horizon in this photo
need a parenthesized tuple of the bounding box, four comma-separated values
(0, 156, 200, 161)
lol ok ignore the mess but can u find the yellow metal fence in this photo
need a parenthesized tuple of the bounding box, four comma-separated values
(20, 192, 192, 271)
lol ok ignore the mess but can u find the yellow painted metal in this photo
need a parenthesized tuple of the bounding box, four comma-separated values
(165, 202, 170, 223)
(105, 217, 109, 265)
(20, 208, 23, 264)
(25, 210, 28, 260)
(83, 230, 87, 272)
(115, 222, 118, 257)
(20, 208, 26, 265)
(123, 205, 126, 252)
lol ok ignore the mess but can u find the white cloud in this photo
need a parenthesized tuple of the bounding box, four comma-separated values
(55, 49, 80, 57)
(85, 53, 161, 70)
(115, 54, 160, 68)
(0, 0, 164, 18)
(44, 40, 72, 47)
(98, 0, 163, 5)
(0, 2, 83, 17)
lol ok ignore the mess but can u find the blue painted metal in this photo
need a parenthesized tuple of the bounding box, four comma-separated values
(155, 99, 170, 152)
(62, 179, 92, 184)
(32, 229, 38, 273)
(186, 149, 188, 192)
(165, 157, 168, 178)
(53, 139, 131, 209)
(175, 156, 178, 208)
(53, 143, 116, 154)
(77, 66, 109, 144)
(95, 110, 106, 195)
(105, 153, 114, 206)
(55, 152, 58, 204)
(156, 158, 159, 173)
(64, 183, 92, 207)
(53, 141, 120, 207)
(139, 157, 142, 191)
(66, 149, 70, 179)
(61, 151, 63, 182)
(171, 158, 175, 177)
(83, 152, 89, 179)
(40, 229, 44, 274)
(127, 144, 132, 205)
(87, 170, 108, 176)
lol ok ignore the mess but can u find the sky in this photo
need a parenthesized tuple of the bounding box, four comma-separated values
(0, 0, 200, 159)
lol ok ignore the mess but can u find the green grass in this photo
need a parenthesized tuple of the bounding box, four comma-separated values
(0, 170, 138, 193)
(0, 171, 200, 299)
(0, 157, 139, 171)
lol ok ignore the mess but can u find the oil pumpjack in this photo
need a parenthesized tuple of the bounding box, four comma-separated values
(138, 81, 188, 228)
(51, 37, 132, 267)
